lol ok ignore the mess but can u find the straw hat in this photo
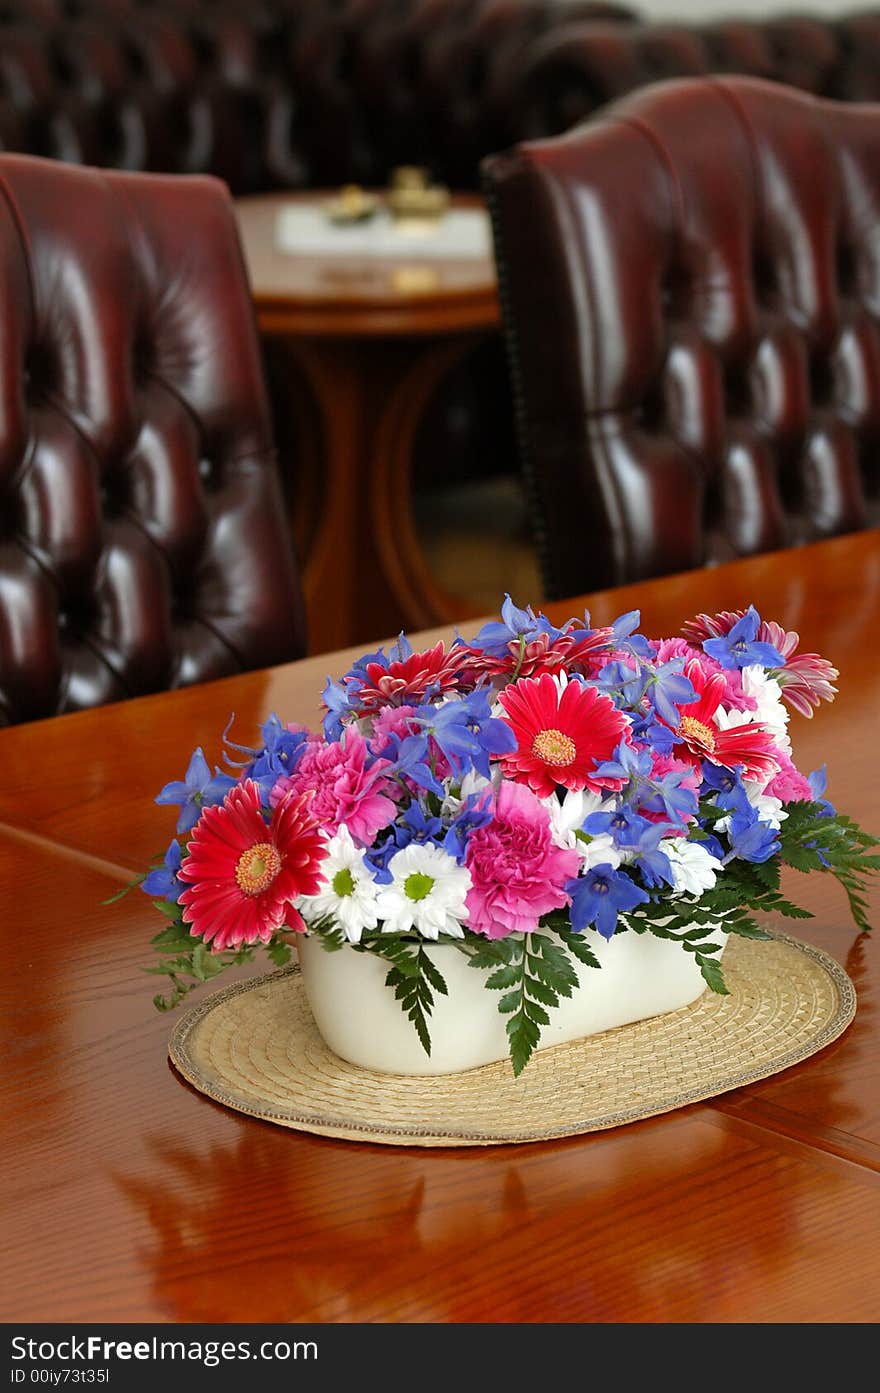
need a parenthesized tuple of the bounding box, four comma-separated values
(169, 932, 854, 1148)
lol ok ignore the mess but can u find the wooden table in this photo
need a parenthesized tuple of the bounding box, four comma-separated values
(2, 532, 879, 1323)
(234, 192, 500, 655)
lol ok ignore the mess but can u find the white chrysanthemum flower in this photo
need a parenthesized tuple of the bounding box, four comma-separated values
(299, 824, 380, 944)
(540, 789, 621, 869)
(375, 842, 471, 940)
(716, 667, 792, 758)
(743, 784, 788, 831)
(665, 837, 723, 897)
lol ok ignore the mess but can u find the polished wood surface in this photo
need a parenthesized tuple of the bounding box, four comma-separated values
(2, 532, 879, 1323)
(234, 192, 500, 653)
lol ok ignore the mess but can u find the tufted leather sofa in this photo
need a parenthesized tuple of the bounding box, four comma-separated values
(507, 11, 880, 146)
(483, 78, 880, 600)
(0, 153, 305, 725)
(0, 1, 635, 194)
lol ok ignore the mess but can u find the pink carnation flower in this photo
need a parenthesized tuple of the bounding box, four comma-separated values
(270, 731, 397, 845)
(369, 704, 420, 756)
(369, 703, 452, 781)
(465, 781, 580, 938)
(766, 750, 814, 803)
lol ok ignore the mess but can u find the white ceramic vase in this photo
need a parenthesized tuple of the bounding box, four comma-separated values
(296, 921, 728, 1076)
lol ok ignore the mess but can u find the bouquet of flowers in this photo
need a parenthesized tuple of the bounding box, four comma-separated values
(139, 597, 878, 1075)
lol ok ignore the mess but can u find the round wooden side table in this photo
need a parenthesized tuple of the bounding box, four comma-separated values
(234, 191, 500, 654)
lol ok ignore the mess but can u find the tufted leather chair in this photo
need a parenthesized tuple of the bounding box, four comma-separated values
(482, 77, 880, 600)
(0, 154, 305, 726)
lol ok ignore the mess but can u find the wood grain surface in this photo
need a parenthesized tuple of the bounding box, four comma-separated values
(2, 531, 879, 1322)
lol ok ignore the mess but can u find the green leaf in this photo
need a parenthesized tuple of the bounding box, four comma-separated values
(507, 1010, 540, 1078)
(484, 963, 522, 990)
(419, 952, 449, 996)
(697, 955, 729, 995)
(725, 919, 774, 939)
(557, 928, 601, 969)
(102, 875, 144, 905)
(150, 924, 194, 952)
(465, 939, 517, 971)
(524, 975, 560, 1008)
(365, 939, 447, 1056)
(151, 898, 183, 921)
(267, 940, 292, 967)
(522, 998, 551, 1026)
(191, 943, 227, 981)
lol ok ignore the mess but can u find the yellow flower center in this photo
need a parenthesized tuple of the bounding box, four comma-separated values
(531, 727, 577, 766)
(235, 842, 282, 897)
(679, 715, 717, 753)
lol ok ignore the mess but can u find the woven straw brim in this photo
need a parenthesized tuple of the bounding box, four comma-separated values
(168, 933, 855, 1148)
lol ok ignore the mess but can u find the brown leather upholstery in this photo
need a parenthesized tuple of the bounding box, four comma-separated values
(483, 78, 880, 599)
(0, 154, 305, 726)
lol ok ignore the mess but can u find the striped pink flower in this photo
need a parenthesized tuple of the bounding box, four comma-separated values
(681, 610, 837, 717)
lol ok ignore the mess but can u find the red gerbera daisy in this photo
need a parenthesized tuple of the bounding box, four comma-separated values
(671, 659, 781, 783)
(352, 641, 467, 712)
(178, 781, 326, 950)
(497, 673, 632, 798)
(458, 624, 617, 682)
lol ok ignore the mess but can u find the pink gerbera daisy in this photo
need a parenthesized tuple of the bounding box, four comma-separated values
(179, 781, 326, 950)
(681, 609, 838, 716)
(670, 659, 780, 784)
(497, 673, 631, 798)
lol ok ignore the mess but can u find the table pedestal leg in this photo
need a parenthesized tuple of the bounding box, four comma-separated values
(282, 332, 492, 653)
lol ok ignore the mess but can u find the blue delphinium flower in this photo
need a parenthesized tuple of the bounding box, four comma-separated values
(584, 804, 655, 849)
(646, 659, 697, 728)
(610, 610, 653, 659)
(443, 795, 494, 864)
(141, 839, 183, 901)
(156, 748, 235, 834)
(566, 865, 650, 939)
(591, 739, 654, 785)
(808, 764, 836, 817)
(629, 712, 676, 755)
(588, 740, 696, 830)
(700, 762, 752, 814)
(702, 606, 785, 671)
(322, 676, 353, 740)
(595, 659, 648, 711)
(627, 822, 676, 889)
(245, 714, 309, 803)
(466, 593, 545, 656)
(417, 688, 515, 778)
(384, 730, 445, 798)
(639, 765, 698, 825)
(363, 799, 449, 882)
(723, 809, 781, 864)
